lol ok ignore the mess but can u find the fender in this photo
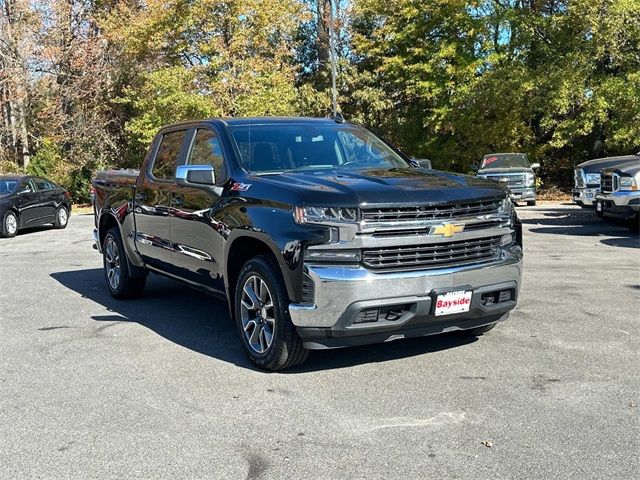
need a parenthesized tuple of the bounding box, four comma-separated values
(223, 228, 303, 305)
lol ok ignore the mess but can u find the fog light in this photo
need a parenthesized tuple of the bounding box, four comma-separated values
(498, 290, 513, 303)
(500, 233, 514, 246)
(354, 308, 379, 323)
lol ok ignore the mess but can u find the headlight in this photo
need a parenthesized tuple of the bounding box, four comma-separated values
(619, 176, 638, 191)
(525, 172, 535, 186)
(499, 196, 513, 214)
(293, 206, 358, 224)
(585, 173, 600, 185)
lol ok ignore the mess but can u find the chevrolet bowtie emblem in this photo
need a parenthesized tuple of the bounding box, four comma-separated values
(432, 223, 465, 238)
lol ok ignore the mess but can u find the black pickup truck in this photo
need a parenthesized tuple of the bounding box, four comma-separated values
(92, 117, 523, 370)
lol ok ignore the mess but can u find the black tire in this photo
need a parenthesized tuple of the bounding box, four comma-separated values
(234, 255, 308, 371)
(54, 205, 69, 229)
(527, 200, 537, 206)
(627, 212, 640, 233)
(103, 227, 146, 299)
(595, 208, 604, 218)
(458, 323, 496, 337)
(1, 210, 18, 238)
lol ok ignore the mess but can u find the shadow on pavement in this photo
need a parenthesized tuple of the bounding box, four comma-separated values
(50, 268, 477, 373)
(520, 206, 639, 248)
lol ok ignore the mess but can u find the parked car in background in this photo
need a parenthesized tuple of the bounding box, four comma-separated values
(595, 159, 640, 231)
(473, 153, 540, 206)
(92, 117, 523, 371)
(0, 174, 72, 238)
(573, 153, 640, 207)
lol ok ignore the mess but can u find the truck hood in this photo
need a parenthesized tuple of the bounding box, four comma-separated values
(477, 167, 532, 175)
(604, 160, 640, 177)
(577, 155, 640, 173)
(248, 168, 507, 207)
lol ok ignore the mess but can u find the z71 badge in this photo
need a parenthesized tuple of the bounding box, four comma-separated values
(230, 182, 252, 192)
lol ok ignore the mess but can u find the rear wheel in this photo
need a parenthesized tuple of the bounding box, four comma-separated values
(54, 206, 69, 229)
(234, 255, 308, 371)
(1, 210, 18, 238)
(527, 200, 537, 206)
(103, 227, 146, 299)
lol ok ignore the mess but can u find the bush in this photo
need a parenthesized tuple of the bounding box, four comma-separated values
(27, 139, 92, 203)
(0, 160, 22, 174)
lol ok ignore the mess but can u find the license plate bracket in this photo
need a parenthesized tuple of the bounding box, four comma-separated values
(430, 287, 474, 317)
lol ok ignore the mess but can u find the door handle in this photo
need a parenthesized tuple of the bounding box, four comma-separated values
(173, 196, 185, 207)
(135, 192, 146, 202)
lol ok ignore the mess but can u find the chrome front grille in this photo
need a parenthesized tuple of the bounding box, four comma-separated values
(601, 172, 617, 193)
(361, 236, 502, 271)
(485, 174, 525, 188)
(361, 199, 502, 226)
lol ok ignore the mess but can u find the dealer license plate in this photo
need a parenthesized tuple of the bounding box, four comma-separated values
(434, 290, 473, 316)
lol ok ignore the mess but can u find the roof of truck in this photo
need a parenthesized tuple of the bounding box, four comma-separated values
(161, 117, 348, 130)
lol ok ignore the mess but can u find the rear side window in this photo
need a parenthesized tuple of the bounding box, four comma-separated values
(187, 129, 225, 181)
(34, 178, 55, 190)
(152, 131, 186, 180)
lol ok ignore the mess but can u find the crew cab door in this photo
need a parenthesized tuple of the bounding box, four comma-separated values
(134, 129, 188, 270)
(169, 127, 227, 293)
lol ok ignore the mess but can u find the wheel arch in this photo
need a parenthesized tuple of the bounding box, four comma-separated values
(224, 232, 298, 318)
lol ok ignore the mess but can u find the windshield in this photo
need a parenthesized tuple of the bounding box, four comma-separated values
(230, 123, 409, 173)
(0, 179, 19, 196)
(481, 154, 531, 169)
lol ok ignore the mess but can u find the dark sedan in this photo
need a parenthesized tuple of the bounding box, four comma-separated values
(0, 174, 72, 238)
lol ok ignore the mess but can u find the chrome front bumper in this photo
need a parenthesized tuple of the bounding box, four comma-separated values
(92, 228, 101, 252)
(509, 188, 536, 202)
(289, 244, 523, 330)
(573, 187, 599, 205)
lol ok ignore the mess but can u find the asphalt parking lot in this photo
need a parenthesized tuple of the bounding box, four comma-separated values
(0, 204, 638, 479)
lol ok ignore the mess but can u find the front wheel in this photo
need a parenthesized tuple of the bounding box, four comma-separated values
(103, 228, 146, 299)
(527, 200, 537, 206)
(54, 206, 69, 229)
(235, 255, 308, 371)
(1, 210, 18, 238)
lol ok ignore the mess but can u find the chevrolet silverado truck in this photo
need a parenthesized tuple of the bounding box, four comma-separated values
(92, 117, 523, 370)
(595, 159, 640, 231)
(473, 153, 540, 206)
(573, 153, 640, 207)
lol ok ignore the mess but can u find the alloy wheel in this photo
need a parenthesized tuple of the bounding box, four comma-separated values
(104, 236, 121, 290)
(240, 275, 276, 354)
(58, 208, 68, 226)
(5, 213, 17, 236)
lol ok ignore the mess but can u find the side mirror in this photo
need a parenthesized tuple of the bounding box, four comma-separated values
(530, 162, 540, 170)
(470, 164, 479, 172)
(411, 158, 432, 169)
(175, 164, 215, 187)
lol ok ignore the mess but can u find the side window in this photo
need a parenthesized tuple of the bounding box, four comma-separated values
(20, 180, 35, 194)
(152, 130, 186, 180)
(34, 178, 54, 190)
(187, 129, 225, 181)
